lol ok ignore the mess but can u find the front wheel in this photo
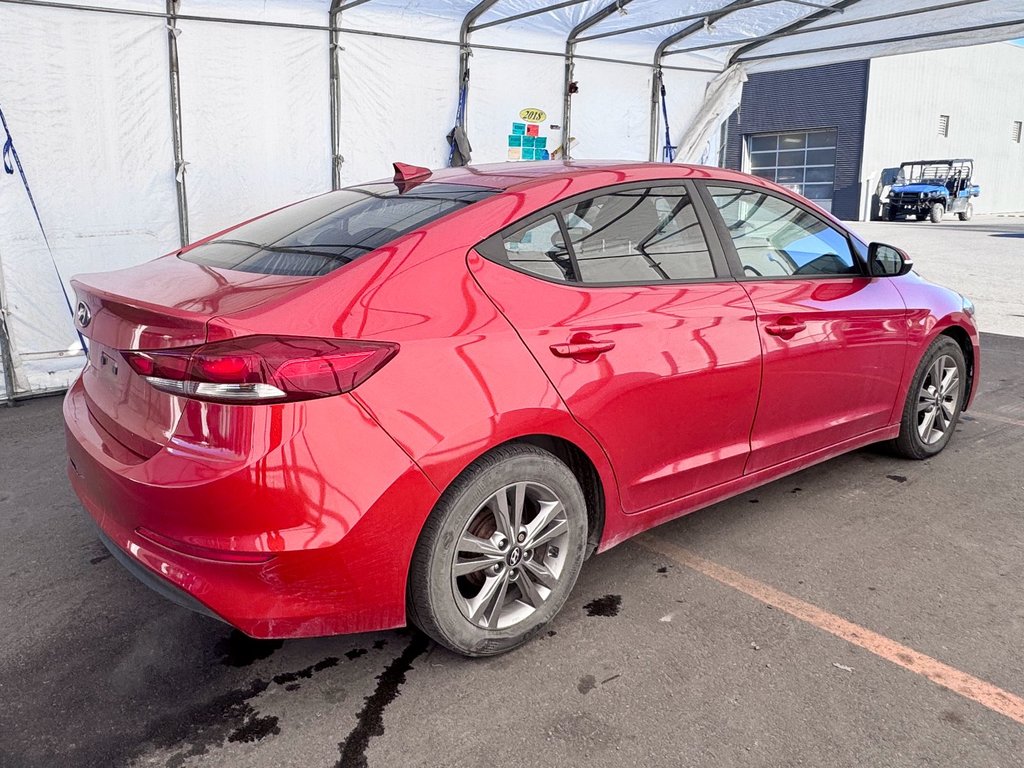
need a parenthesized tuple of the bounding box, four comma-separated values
(958, 202, 973, 221)
(930, 202, 945, 223)
(893, 337, 966, 459)
(407, 444, 588, 657)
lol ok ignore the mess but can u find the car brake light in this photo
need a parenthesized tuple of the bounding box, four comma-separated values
(121, 335, 398, 403)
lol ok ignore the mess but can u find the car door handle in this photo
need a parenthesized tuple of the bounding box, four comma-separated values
(764, 320, 806, 338)
(549, 337, 616, 360)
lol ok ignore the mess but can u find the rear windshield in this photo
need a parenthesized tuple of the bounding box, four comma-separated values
(179, 182, 496, 276)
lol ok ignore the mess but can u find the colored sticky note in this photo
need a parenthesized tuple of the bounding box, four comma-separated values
(522, 147, 536, 160)
(522, 135, 535, 148)
(508, 134, 522, 147)
(512, 122, 526, 135)
(526, 123, 539, 137)
(507, 147, 522, 160)
(535, 136, 547, 149)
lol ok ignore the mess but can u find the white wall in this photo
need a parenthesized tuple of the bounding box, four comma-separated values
(861, 42, 1024, 217)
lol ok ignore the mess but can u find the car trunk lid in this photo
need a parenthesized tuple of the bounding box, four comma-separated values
(72, 256, 315, 459)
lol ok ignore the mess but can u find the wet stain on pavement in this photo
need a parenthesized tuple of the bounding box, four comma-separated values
(886, 474, 908, 483)
(748, 498, 760, 504)
(577, 674, 596, 694)
(336, 632, 431, 768)
(345, 648, 368, 660)
(215, 631, 284, 668)
(584, 595, 622, 617)
(227, 713, 280, 744)
(89, 553, 112, 565)
(656, 566, 669, 574)
(272, 656, 339, 686)
(372, 639, 388, 650)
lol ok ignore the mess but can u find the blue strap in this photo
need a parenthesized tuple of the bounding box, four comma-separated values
(0, 103, 88, 354)
(660, 82, 675, 163)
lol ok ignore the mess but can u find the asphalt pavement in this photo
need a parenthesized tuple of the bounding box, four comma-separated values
(1, 219, 1023, 768)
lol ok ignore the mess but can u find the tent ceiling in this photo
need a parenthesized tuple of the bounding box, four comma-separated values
(328, 0, 1024, 71)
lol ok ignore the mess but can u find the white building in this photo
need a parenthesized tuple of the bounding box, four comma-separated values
(724, 41, 1024, 220)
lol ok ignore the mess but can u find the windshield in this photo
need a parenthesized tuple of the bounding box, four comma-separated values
(180, 182, 496, 276)
(898, 164, 953, 186)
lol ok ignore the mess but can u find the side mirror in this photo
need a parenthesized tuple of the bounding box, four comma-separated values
(868, 242, 913, 277)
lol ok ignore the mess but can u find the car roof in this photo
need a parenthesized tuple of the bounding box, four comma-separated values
(380, 160, 757, 192)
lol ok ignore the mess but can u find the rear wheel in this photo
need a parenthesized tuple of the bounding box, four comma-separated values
(893, 337, 966, 459)
(930, 202, 945, 223)
(407, 444, 588, 657)
(957, 202, 973, 221)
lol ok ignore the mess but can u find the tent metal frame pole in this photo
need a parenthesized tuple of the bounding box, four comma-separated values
(329, 1, 344, 189)
(647, 0, 751, 162)
(470, 0, 592, 33)
(667, 0, 985, 57)
(580, 0, 801, 44)
(728, 0, 863, 63)
(738, 18, 1024, 63)
(456, 0, 501, 144)
(166, 0, 189, 246)
(562, 0, 634, 161)
(0, 262, 17, 405)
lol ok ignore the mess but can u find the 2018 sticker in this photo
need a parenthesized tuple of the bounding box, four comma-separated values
(519, 108, 546, 124)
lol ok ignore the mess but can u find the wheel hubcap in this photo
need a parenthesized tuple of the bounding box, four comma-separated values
(916, 354, 960, 445)
(451, 482, 570, 630)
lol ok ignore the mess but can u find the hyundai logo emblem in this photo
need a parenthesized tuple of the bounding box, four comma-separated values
(507, 547, 522, 567)
(76, 301, 91, 328)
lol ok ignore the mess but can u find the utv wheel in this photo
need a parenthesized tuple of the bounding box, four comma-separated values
(893, 337, 966, 459)
(957, 202, 973, 221)
(407, 443, 588, 657)
(929, 202, 945, 223)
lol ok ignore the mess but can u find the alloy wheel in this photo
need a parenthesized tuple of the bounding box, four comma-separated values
(451, 482, 570, 630)
(916, 354, 960, 445)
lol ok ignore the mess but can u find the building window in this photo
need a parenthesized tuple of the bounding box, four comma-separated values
(1013, 121, 1022, 144)
(745, 129, 837, 212)
(938, 115, 950, 138)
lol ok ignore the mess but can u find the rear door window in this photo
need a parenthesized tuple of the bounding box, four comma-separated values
(560, 186, 716, 284)
(180, 182, 495, 276)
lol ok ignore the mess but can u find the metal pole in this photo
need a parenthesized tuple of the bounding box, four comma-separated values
(454, 0, 500, 152)
(648, 0, 756, 162)
(562, 0, 635, 161)
(728, 0, 864, 64)
(0, 261, 17, 405)
(329, 1, 344, 189)
(166, 0, 189, 246)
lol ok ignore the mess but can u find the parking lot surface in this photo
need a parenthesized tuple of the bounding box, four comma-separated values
(1, 219, 1022, 768)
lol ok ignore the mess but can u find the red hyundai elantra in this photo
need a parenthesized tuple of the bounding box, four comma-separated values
(65, 161, 978, 656)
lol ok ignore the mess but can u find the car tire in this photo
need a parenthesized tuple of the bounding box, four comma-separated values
(929, 202, 944, 223)
(893, 336, 967, 460)
(407, 443, 588, 657)
(957, 203, 973, 222)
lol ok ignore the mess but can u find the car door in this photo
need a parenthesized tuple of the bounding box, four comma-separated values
(470, 182, 763, 513)
(697, 182, 908, 473)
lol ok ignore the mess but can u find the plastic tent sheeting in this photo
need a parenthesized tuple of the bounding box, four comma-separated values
(2, 0, 1024, 399)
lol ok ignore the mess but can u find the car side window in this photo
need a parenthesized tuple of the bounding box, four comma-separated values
(560, 186, 716, 284)
(501, 215, 576, 282)
(707, 186, 859, 278)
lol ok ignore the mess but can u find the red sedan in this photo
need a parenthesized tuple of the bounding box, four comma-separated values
(64, 161, 979, 656)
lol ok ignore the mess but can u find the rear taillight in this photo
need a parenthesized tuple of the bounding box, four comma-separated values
(121, 336, 397, 403)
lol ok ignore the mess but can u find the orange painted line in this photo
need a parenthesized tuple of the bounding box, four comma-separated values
(637, 534, 1024, 726)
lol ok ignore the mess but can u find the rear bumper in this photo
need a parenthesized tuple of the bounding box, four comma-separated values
(64, 375, 439, 638)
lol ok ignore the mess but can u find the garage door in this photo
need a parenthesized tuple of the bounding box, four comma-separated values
(746, 129, 837, 212)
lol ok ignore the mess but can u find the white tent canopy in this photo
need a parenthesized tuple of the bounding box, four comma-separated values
(1, 0, 1022, 398)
